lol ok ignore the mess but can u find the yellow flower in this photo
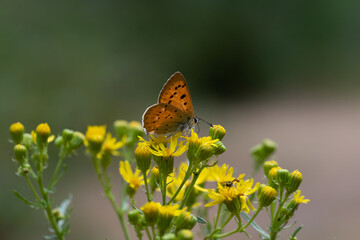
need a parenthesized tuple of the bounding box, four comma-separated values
(205, 178, 259, 214)
(9, 122, 25, 144)
(141, 201, 160, 225)
(31, 129, 55, 145)
(207, 163, 245, 183)
(101, 133, 126, 156)
(293, 190, 310, 205)
(166, 163, 209, 202)
(139, 134, 169, 149)
(84, 125, 106, 153)
(157, 204, 186, 234)
(148, 133, 188, 157)
(119, 161, 144, 196)
(185, 129, 218, 162)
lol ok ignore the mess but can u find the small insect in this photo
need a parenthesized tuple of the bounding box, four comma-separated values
(220, 178, 240, 187)
(142, 72, 200, 135)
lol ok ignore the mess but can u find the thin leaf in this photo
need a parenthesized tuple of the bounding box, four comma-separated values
(291, 225, 303, 238)
(196, 216, 207, 224)
(241, 212, 270, 239)
(13, 190, 40, 208)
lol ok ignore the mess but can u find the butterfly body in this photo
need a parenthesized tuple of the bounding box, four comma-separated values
(142, 72, 197, 135)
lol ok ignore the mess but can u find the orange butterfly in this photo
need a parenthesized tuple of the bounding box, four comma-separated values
(142, 72, 199, 135)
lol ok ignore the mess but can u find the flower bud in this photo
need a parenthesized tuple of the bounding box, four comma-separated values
(268, 167, 281, 181)
(157, 156, 174, 178)
(177, 229, 193, 240)
(258, 186, 277, 207)
(174, 212, 197, 231)
(85, 125, 106, 155)
(127, 121, 144, 146)
(257, 184, 266, 200)
(162, 233, 176, 240)
(286, 170, 303, 193)
(276, 169, 290, 186)
(36, 123, 51, 144)
(128, 209, 141, 225)
(263, 160, 278, 177)
(212, 141, 226, 156)
(149, 167, 159, 193)
(14, 144, 27, 165)
(69, 131, 85, 149)
(9, 122, 25, 144)
(262, 138, 277, 155)
(135, 143, 152, 173)
(52, 208, 64, 221)
(62, 129, 74, 142)
(54, 136, 64, 147)
(209, 125, 226, 141)
(22, 133, 33, 149)
(141, 201, 160, 225)
(114, 120, 129, 139)
(195, 144, 214, 161)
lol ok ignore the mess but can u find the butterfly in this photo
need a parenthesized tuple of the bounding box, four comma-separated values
(142, 72, 199, 135)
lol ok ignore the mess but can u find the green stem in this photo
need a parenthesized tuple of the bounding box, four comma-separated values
(221, 213, 234, 229)
(49, 146, 67, 189)
(179, 164, 205, 209)
(214, 214, 241, 239)
(167, 163, 193, 205)
(92, 156, 130, 240)
(241, 206, 262, 230)
(24, 174, 41, 202)
(214, 202, 222, 230)
(143, 172, 151, 202)
(37, 147, 64, 240)
(145, 227, 152, 240)
(161, 173, 167, 205)
(270, 192, 290, 240)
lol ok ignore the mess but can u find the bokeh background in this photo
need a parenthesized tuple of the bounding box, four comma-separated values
(1, 1, 360, 239)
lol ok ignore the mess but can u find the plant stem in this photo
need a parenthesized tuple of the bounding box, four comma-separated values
(161, 173, 167, 205)
(24, 174, 41, 202)
(49, 146, 67, 189)
(92, 156, 130, 240)
(145, 227, 152, 240)
(214, 214, 241, 239)
(143, 172, 151, 202)
(270, 192, 290, 240)
(179, 164, 205, 209)
(167, 163, 193, 205)
(214, 202, 222, 230)
(241, 207, 262, 230)
(37, 147, 64, 240)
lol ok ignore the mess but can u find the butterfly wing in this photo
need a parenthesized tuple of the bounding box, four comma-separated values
(157, 72, 194, 119)
(142, 103, 189, 135)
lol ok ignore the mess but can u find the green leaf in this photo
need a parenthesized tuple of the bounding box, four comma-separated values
(13, 190, 40, 208)
(241, 212, 270, 239)
(291, 225, 303, 239)
(196, 216, 207, 224)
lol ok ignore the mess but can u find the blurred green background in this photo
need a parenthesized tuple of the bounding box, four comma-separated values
(2, 1, 360, 239)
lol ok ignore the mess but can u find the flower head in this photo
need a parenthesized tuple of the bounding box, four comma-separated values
(31, 123, 55, 147)
(292, 190, 310, 205)
(205, 178, 259, 214)
(141, 201, 160, 225)
(147, 133, 187, 158)
(102, 133, 126, 156)
(85, 125, 106, 154)
(119, 161, 144, 197)
(9, 122, 25, 144)
(207, 163, 244, 183)
(157, 204, 185, 235)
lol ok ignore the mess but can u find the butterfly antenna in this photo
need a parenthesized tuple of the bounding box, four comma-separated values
(196, 117, 213, 127)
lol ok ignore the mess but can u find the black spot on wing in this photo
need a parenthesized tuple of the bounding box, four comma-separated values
(180, 94, 186, 99)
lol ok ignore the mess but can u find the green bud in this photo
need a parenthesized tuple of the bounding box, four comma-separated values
(177, 229, 193, 240)
(262, 138, 277, 155)
(135, 143, 152, 173)
(54, 136, 64, 147)
(69, 131, 85, 149)
(195, 144, 214, 161)
(156, 156, 174, 178)
(257, 184, 266, 200)
(162, 233, 176, 240)
(14, 144, 27, 165)
(36, 123, 51, 147)
(149, 167, 159, 193)
(141, 201, 159, 226)
(62, 129, 74, 142)
(258, 186, 277, 207)
(212, 141, 226, 156)
(174, 212, 197, 231)
(263, 160, 278, 177)
(114, 120, 129, 140)
(276, 169, 290, 186)
(128, 209, 141, 225)
(10, 122, 25, 144)
(286, 170, 303, 193)
(52, 208, 64, 221)
(127, 121, 144, 146)
(22, 133, 33, 149)
(209, 125, 226, 141)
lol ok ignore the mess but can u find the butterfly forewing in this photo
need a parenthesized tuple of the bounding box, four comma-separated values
(158, 72, 194, 118)
(142, 103, 189, 135)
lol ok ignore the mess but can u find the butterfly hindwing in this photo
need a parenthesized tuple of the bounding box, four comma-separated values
(142, 103, 189, 135)
(157, 72, 194, 118)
